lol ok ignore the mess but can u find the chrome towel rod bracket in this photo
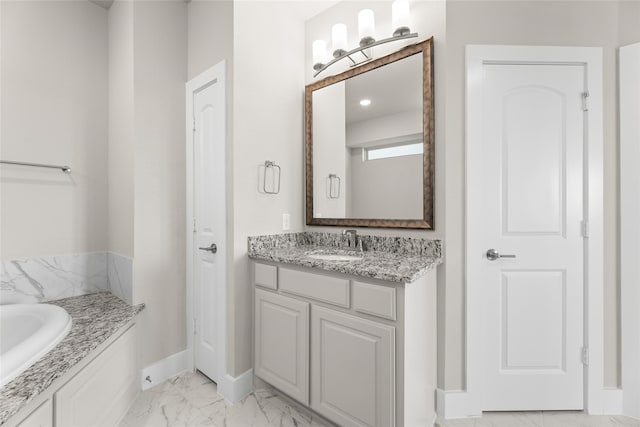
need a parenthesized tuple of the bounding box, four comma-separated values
(0, 160, 71, 173)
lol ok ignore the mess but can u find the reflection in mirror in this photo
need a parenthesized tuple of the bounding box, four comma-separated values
(306, 38, 434, 229)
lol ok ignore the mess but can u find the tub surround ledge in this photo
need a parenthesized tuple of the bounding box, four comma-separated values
(0, 292, 144, 425)
(248, 232, 442, 283)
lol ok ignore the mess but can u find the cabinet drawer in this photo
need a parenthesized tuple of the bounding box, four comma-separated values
(254, 263, 277, 289)
(353, 281, 396, 320)
(279, 268, 349, 308)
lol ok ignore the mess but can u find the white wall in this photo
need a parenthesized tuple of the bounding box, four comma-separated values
(349, 151, 422, 219)
(187, 0, 233, 81)
(346, 110, 422, 147)
(107, 0, 188, 368)
(132, 0, 188, 368)
(231, 0, 307, 376)
(108, 0, 134, 258)
(1, 0, 108, 259)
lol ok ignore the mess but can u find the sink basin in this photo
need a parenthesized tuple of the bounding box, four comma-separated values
(0, 303, 72, 387)
(307, 254, 363, 262)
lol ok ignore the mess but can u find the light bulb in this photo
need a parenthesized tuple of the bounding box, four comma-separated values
(312, 40, 327, 70)
(332, 23, 348, 58)
(358, 9, 375, 46)
(392, 0, 411, 37)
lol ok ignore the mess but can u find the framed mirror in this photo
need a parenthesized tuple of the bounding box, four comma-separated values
(305, 38, 434, 229)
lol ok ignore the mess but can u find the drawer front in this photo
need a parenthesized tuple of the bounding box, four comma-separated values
(279, 268, 350, 308)
(254, 263, 277, 289)
(353, 281, 396, 320)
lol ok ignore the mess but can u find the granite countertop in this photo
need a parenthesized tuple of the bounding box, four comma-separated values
(248, 232, 442, 283)
(0, 292, 144, 425)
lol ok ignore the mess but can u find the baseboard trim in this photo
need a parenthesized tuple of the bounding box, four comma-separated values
(603, 388, 623, 415)
(218, 368, 254, 404)
(436, 389, 474, 420)
(141, 349, 190, 390)
(437, 387, 625, 419)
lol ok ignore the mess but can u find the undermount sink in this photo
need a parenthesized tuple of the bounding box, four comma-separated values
(307, 253, 363, 262)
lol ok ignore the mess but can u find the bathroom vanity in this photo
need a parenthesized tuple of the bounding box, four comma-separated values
(248, 232, 441, 427)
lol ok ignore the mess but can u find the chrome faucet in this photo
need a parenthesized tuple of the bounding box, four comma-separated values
(342, 229, 362, 251)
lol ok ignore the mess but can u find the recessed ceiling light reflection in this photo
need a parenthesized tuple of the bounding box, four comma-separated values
(360, 99, 372, 106)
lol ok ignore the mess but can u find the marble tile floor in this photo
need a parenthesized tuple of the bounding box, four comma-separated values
(119, 371, 333, 427)
(120, 371, 640, 427)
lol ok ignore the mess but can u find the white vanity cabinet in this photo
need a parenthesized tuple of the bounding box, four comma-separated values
(253, 262, 437, 427)
(254, 289, 309, 405)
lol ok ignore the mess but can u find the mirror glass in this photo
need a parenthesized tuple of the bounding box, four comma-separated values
(305, 39, 434, 229)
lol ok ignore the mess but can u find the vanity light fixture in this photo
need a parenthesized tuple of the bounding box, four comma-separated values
(359, 99, 372, 106)
(311, 0, 418, 78)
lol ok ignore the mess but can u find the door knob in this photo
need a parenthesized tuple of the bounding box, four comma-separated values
(199, 243, 217, 254)
(486, 248, 516, 261)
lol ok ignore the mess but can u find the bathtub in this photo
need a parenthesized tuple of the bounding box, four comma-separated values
(0, 303, 72, 388)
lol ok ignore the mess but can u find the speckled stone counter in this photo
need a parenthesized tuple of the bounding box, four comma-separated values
(0, 292, 144, 425)
(248, 232, 442, 283)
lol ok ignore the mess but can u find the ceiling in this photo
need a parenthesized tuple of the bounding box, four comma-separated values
(345, 51, 423, 124)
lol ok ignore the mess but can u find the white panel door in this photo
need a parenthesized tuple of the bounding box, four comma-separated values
(469, 63, 585, 410)
(193, 73, 225, 384)
(311, 306, 395, 427)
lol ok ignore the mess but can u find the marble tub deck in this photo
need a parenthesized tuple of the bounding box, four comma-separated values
(121, 371, 640, 427)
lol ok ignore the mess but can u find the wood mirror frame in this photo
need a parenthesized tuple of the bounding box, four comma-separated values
(305, 37, 434, 229)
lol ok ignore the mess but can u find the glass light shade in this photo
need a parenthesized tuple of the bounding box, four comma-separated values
(358, 9, 375, 45)
(332, 23, 348, 57)
(392, 0, 411, 36)
(312, 40, 327, 66)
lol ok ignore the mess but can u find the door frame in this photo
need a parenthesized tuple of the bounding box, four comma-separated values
(464, 45, 604, 417)
(620, 42, 640, 419)
(185, 61, 227, 388)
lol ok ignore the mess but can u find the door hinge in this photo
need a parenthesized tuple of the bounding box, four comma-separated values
(193, 218, 197, 233)
(582, 347, 589, 365)
(192, 116, 196, 132)
(193, 318, 197, 335)
(582, 91, 590, 112)
(581, 221, 589, 238)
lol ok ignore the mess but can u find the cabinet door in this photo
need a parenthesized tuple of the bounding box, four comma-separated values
(311, 306, 395, 427)
(55, 325, 138, 427)
(255, 289, 309, 404)
(17, 399, 52, 427)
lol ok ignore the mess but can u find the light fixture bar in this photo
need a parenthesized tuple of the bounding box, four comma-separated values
(313, 32, 418, 78)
